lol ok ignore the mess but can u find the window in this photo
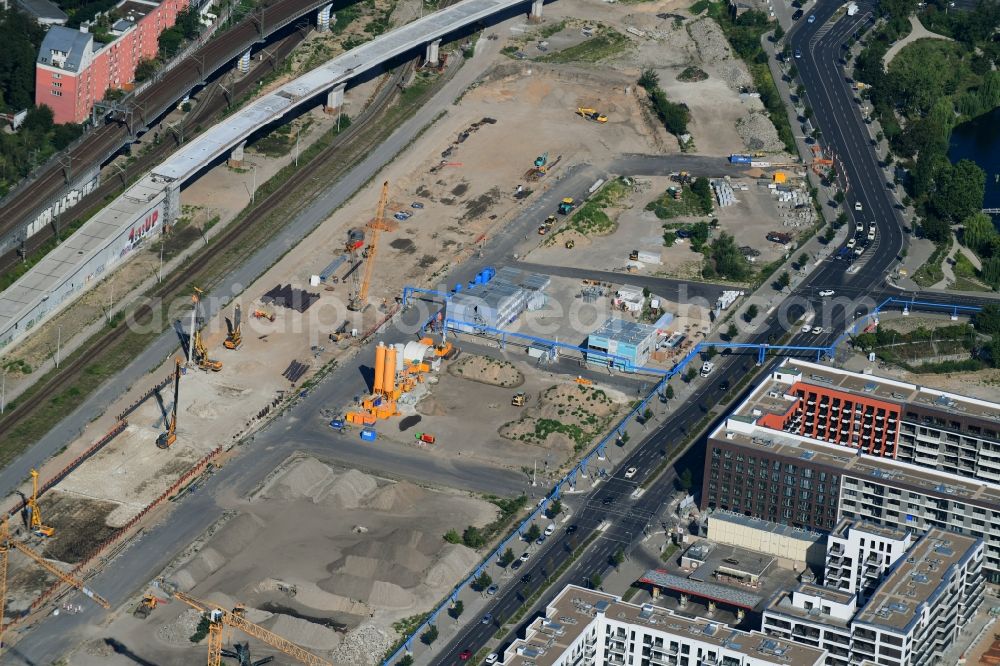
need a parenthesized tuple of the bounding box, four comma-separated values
(51, 90, 62, 96)
(53, 72, 61, 79)
(53, 82, 62, 88)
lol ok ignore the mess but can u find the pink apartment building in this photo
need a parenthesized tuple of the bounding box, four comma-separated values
(35, 0, 190, 124)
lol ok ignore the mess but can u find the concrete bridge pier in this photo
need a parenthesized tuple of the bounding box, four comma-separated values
(425, 39, 441, 66)
(324, 83, 346, 114)
(529, 0, 543, 21)
(164, 181, 181, 224)
(317, 4, 334, 31)
(228, 141, 247, 168)
(237, 48, 252, 74)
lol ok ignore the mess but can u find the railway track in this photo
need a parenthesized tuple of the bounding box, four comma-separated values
(0, 60, 417, 446)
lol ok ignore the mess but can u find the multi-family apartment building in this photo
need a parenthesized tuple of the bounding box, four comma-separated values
(35, 0, 191, 124)
(762, 521, 984, 666)
(500, 585, 827, 666)
(701, 359, 1000, 580)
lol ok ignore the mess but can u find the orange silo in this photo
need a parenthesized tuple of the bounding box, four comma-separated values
(383, 345, 396, 396)
(374, 342, 386, 394)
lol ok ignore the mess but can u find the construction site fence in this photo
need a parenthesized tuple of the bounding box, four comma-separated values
(6, 420, 128, 519)
(118, 368, 177, 422)
(28, 446, 223, 613)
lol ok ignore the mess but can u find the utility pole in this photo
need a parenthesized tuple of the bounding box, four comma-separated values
(1, 370, 5, 414)
(158, 237, 164, 283)
(56, 327, 61, 368)
(532, 460, 537, 487)
(251, 163, 257, 204)
(294, 128, 300, 166)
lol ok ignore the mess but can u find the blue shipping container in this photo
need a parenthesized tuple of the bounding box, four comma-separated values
(360, 429, 377, 441)
(729, 154, 752, 164)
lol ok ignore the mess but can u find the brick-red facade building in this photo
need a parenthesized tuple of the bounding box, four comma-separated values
(35, 0, 190, 124)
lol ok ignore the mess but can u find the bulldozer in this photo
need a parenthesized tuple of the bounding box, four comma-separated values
(133, 593, 168, 619)
(557, 198, 575, 215)
(511, 392, 530, 407)
(576, 108, 608, 123)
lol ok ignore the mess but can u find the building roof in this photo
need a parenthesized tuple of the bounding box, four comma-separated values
(830, 517, 910, 542)
(16, 0, 68, 22)
(765, 584, 855, 629)
(590, 317, 657, 345)
(638, 569, 764, 609)
(710, 510, 825, 543)
(503, 586, 825, 666)
(36, 25, 93, 73)
(854, 528, 980, 634)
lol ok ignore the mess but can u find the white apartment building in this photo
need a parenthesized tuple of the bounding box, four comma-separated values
(501, 585, 826, 666)
(762, 522, 984, 666)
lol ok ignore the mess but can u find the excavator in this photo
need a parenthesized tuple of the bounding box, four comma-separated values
(27, 469, 53, 537)
(576, 107, 608, 123)
(157, 359, 181, 449)
(194, 329, 223, 372)
(0, 515, 110, 649)
(224, 305, 242, 350)
(175, 591, 334, 666)
(133, 592, 170, 619)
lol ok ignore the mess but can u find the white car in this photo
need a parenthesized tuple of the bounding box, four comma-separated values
(868, 228, 876, 241)
(819, 290, 835, 297)
(625, 467, 638, 479)
(485, 654, 499, 665)
(854, 202, 863, 211)
(801, 323, 813, 333)
(847, 238, 856, 249)
(520, 551, 530, 562)
(544, 523, 556, 536)
(812, 326, 824, 335)
(854, 246, 864, 256)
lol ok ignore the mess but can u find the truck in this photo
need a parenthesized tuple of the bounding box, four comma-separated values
(729, 154, 752, 164)
(629, 250, 662, 265)
(557, 198, 575, 215)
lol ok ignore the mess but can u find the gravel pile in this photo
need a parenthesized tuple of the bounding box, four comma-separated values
(688, 19, 753, 91)
(737, 112, 784, 152)
(156, 608, 203, 645)
(333, 623, 393, 666)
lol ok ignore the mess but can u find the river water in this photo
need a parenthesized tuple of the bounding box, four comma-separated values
(949, 106, 1000, 211)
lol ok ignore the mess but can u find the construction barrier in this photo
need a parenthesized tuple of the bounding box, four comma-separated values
(6, 420, 128, 519)
(118, 368, 178, 422)
(27, 446, 222, 613)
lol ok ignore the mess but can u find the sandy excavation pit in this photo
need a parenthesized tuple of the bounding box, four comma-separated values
(108, 456, 498, 665)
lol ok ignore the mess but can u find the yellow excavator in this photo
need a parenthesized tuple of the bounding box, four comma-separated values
(576, 108, 608, 123)
(27, 469, 53, 537)
(224, 305, 242, 350)
(194, 329, 223, 372)
(157, 359, 181, 449)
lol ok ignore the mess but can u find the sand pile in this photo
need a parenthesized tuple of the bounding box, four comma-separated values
(687, 19, 753, 91)
(332, 623, 392, 666)
(364, 481, 426, 513)
(448, 354, 524, 387)
(266, 614, 343, 652)
(325, 469, 379, 508)
(286, 581, 371, 616)
(259, 457, 338, 503)
(424, 544, 481, 588)
(170, 514, 265, 591)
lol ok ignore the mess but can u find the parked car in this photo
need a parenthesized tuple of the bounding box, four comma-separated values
(486, 584, 499, 596)
(410, 201, 424, 209)
(624, 467, 638, 479)
(520, 551, 531, 562)
(792, 9, 804, 19)
(544, 523, 556, 536)
(819, 290, 835, 297)
(485, 654, 499, 665)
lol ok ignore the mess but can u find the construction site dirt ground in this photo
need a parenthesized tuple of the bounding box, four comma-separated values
(525, 175, 789, 283)
(68, 456, 499, 666)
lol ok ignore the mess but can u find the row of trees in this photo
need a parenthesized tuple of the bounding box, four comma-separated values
(637, 69, 690, 138)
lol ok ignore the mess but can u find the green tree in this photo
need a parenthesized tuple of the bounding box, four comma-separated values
(525, 523, 542, 542)
(974, 305, 1000, 334)
(684, 368, 697, 383)
(420, 625, 438, 645)
(638, 68, 660, 90)
(448, 600, 464, 620)
(0, 8, 45, 111)
(664, 384, 675, 400)
(589, 573, 602, 589)
(547, 498, 563, 518)
(397, 655, 414, 666)
(797, 253, 810, 268)
(706, 233, 751, 281)
(776, 271, 791, 291)
(158, 28, 183, 58)
(463, 526, 485, 549)
(725, 323, 739, 340)
(471, 572, 493, 591)
(134, 58, 159, 82)
(190, 616, 211, 642)
(690, 177, 714, 215)
(649, 88, 690, 136)
(498, 548, 515, 567)
(773, 23, 785, 41)
(443, 529, 461, 544)
(706, 345, 718, 359)
(962, 212, 997, 257)
(679, 468, 694, 491)
(744, 304, 759, 322)
(931, 159, 986, 223)
(612, 549, 625, 568)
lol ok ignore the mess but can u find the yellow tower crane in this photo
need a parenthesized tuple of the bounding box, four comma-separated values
(0, 515, 110, 648)
(348, 181, 390, 312)
(27, 470, 53, 537)
(175, 592, 334, 666)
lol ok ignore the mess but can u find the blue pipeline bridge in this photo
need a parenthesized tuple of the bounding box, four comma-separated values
(381, 292, 980, 666)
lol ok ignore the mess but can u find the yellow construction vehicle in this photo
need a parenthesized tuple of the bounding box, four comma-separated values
(157, 359, 181, 449)
(194, 330, 223, 372)
(576, 107, 608, 123)
(175, 591, 334, 666)
(512, 392, 529, 407)
(133, 592, 169, 619)
(576, 376, 593, 386)
(565, 239, 576, 249)
(349, 181, 390, 312)
(0, 515, 110, 648)
(224, 305, 242, 350)
(27, 469, 53, 537)
(252, 309, 275, 322)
